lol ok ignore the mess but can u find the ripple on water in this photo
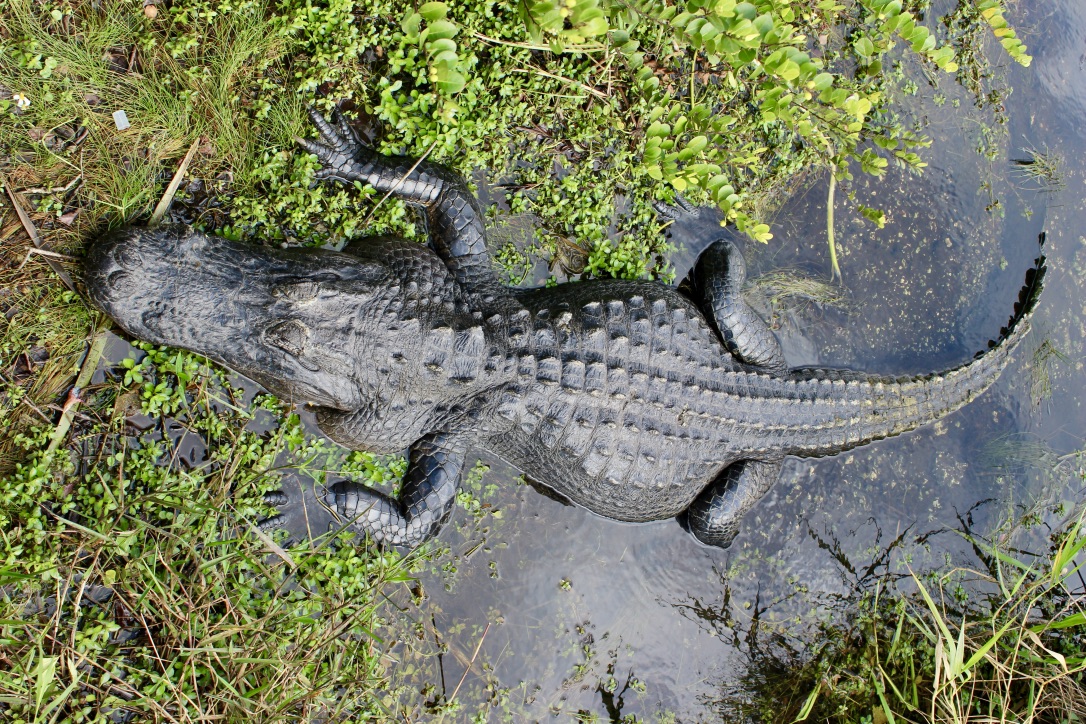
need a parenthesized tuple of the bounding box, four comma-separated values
(1036, 0, 1086, 128)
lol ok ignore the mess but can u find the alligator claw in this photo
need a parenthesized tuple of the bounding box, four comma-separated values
(254, 490, 289, 533)
(304, 106, 368, 158)
(298, 106, 374, 185)
(307, 105, 342, 147)
(264, 490, 288, 507)
(653, 194, 705, 222)
(256, 514, 285, 533)
(294, 135, 332, 162)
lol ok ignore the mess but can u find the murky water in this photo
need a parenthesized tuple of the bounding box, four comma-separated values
(90, 2, 1086, 719)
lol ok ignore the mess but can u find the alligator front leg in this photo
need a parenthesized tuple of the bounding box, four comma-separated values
(682, 458, 782, 549)
(297, 107, 498, 295)
(325, 432, 466, 548)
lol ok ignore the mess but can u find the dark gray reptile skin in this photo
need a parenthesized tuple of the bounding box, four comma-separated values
(85, 107, 1046, 550)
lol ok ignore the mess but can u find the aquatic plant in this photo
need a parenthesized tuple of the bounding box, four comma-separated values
(707, 501, 1086, 723)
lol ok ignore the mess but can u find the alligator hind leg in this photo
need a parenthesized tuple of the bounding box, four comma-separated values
(325, 432, 466, 548)
(297, 107, 498, 296)
(681, 458, 782, 549)
(683, 238, 786, 373)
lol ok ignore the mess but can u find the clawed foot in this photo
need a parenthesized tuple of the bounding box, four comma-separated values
(255, 489, 289, 533)
(295, 106, 371, 183)
(653, 194, 705, 222)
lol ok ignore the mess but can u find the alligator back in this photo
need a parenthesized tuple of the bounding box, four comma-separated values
(484, 280, 747, 520)
(481, 247, 1046, 521)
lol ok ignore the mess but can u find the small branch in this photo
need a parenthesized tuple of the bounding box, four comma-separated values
(148, 139, 200, 227)
(18, 246, 78, 271)
(512, 67, 609, 99)
(44, 324, 109, 458)
(470, 30, 606, 53)
(361, 140, 439, 226)
(247, 522, 297, 569)
(17, 175, 83, 196)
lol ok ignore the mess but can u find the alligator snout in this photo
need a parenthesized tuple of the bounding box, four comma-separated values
(85, 224, 375, 412)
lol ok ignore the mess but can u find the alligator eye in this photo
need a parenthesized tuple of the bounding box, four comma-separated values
(273, 281, 321, 303)
(265, 319, 320, 371)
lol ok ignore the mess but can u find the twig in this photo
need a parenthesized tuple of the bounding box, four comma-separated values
(447, 622, 490, 705)
(148, 139, 200, 227)
(1, 170, 77, 291)
(361, 140, 439, 226)
(248, 522, 298, 569)
(18, 175, 83, 196)
(18, 246, 78, 270)
(470, 30, 605, 53)
(512, 67, 609, 99)
(44, 323, 109, 458)
(826, 170, 841, 282)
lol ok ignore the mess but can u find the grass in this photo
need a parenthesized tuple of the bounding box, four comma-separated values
(1012, 146, 1067, 194)
(0, 0, 1055, 720)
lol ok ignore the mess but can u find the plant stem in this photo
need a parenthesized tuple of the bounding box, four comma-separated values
(827, 170, 841, 282)
(44, 320, 109, 458)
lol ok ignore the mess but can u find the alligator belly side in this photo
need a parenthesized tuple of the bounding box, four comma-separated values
(482, 403, 735, 522)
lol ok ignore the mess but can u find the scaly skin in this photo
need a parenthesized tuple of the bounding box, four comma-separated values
(85, 107, 1046, 550)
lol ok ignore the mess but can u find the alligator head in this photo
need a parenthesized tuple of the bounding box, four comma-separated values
(85, 225, 388, 410)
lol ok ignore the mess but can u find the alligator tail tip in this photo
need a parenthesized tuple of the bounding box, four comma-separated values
(981, 232, 1046, 356)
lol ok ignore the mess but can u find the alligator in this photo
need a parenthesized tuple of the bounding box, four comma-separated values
(85, 108, 1046, 550)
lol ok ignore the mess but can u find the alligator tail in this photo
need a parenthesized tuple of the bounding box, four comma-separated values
(775, 236, 1046, 458)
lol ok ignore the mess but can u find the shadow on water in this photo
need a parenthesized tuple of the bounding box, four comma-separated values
(86, 1, 1086, 718)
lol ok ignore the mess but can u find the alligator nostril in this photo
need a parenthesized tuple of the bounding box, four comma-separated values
(141, 309, 163, 328)
(106, 270, 134, 294)
(265, 319, 309, 356)
(265, 319, 320, 371)
(114, 245, 143, 270)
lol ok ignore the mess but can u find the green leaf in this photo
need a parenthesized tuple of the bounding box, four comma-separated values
(776, 59, 800, 81)
(735, 2, 757, 20)
(752, 13, 774, 38)
(427, 38, 456, 55)
(401, 12, 422, 37)
(35, 656, 57, 708)
(435, 70, 466, 94)
(686, 135, 708, 154)
(647, 121, 671, 138)
(418, 2, 447, 22)
(425, 19, 458, 41)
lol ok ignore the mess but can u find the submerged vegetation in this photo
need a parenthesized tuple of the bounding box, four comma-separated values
(0, 0, 1067, 720)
